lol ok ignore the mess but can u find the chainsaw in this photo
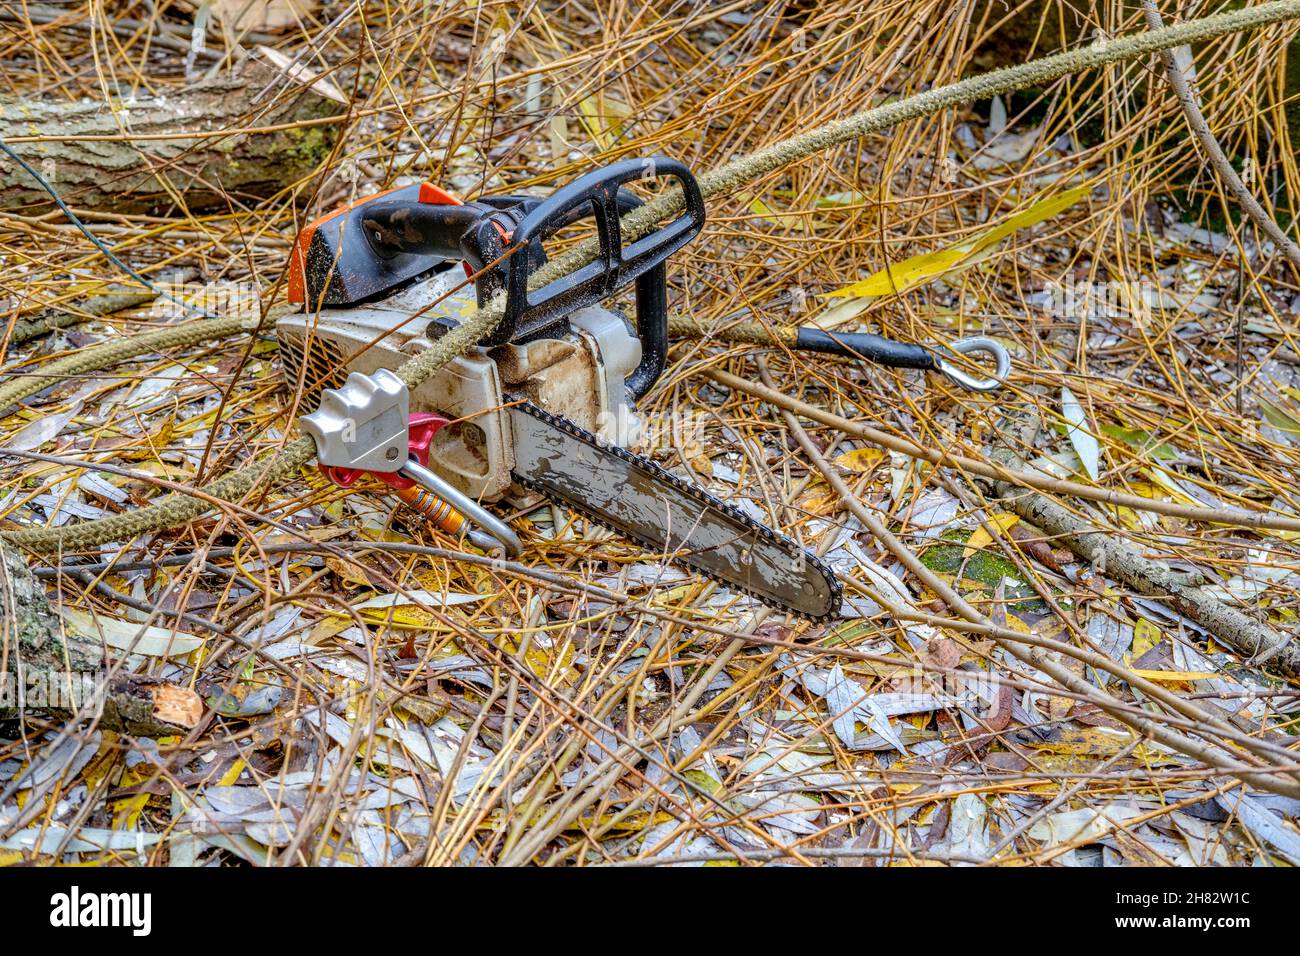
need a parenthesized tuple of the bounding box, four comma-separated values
(280, 158, 1007, 622)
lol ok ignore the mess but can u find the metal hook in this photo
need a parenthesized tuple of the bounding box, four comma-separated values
(935, 336, 1010, 392)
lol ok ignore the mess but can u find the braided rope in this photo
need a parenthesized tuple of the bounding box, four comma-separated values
(0, 315, 259, 411)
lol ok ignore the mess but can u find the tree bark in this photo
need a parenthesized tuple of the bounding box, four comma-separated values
(1, 545, 203, 735)
(0, 48, 347, 215)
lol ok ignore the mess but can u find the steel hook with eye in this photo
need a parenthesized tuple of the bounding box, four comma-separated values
(934, 336, 1011, 392)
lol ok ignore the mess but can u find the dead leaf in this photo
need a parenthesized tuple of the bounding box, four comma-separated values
(152, 684, 204, 728)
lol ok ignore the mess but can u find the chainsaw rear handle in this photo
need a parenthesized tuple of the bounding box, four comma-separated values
(360, 200, 505, 262)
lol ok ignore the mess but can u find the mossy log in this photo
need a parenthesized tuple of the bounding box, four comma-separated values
(0, 48, 347, 215)
(1, 545, 203, 736)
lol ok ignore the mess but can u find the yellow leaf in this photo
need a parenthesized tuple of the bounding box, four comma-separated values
(809, 295, 874, 330)
(218, 758, 247, 787)
(1024, 726, 1146, 759)
(737, 190, 802, 230)
(576, 94, 630, 149)
(1142, 465, 1203, 506)
(745, 192, 775, 221)
(112, 762, 154, 830)
(827, 245, 973, 299)
(500, 634, 576, 684)
(576, 97, 605, 148)
(571, 810, 675, 833)
(79, 734, 122, 794)
(1130, 669, 1219, 682)
(1261, 397, 1300, 437)
(307, 614, 356, 642)
(354, 589, 494, 628)
(814, 190, 871, 207)
(548, 87, 568, 161)
(825, 185, 1089, 299)
(833, 447, 886, 473)
(800, 490, 839, 516)
(1130, 618, 1162, 660)
(357, 607, 448, 629)
(962, 513, 1020, 557)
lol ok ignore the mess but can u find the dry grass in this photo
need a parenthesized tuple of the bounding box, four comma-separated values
(1, 0, 1299, 866)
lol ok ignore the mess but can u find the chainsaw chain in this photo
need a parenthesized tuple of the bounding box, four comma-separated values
(509, 401, 843, 623)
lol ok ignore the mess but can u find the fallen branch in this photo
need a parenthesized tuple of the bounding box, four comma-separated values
(703, 366, 1300, 534)
(993, 481, 1300, 679)
(752, 358, 1300, 803)
(707, 358, 1300, 677)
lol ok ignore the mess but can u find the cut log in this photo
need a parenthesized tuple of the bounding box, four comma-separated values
(0, 545, 203, 736)
(0, 47, 347, 215)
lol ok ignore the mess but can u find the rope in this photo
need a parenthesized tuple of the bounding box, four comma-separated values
(0, 314, 262, 412)
(5, 0, 1300, 553)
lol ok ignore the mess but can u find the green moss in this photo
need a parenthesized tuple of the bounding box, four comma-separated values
(919, 531, 968, 576)
(278, 125, 332, 170)
(918, 529, 1044, 615)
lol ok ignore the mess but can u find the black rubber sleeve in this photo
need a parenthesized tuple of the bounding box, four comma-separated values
(360, 201, 488, 260)
(792, 327, 938, 370)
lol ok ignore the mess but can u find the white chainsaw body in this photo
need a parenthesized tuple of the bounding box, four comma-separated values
(277, 266, 644, 502)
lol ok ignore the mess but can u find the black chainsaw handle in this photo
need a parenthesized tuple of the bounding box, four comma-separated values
(360, 199, 528, 265)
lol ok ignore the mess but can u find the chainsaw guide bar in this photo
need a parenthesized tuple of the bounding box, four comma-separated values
(508, 401, 842, 622)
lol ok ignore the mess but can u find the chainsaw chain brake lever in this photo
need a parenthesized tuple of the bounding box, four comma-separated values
(299, 370, 522, 557)
(791, 327, 1010, 392)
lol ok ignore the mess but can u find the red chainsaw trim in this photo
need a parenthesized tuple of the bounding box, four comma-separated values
(318, 412, 449, 490)
(287, 183, 463, 305)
